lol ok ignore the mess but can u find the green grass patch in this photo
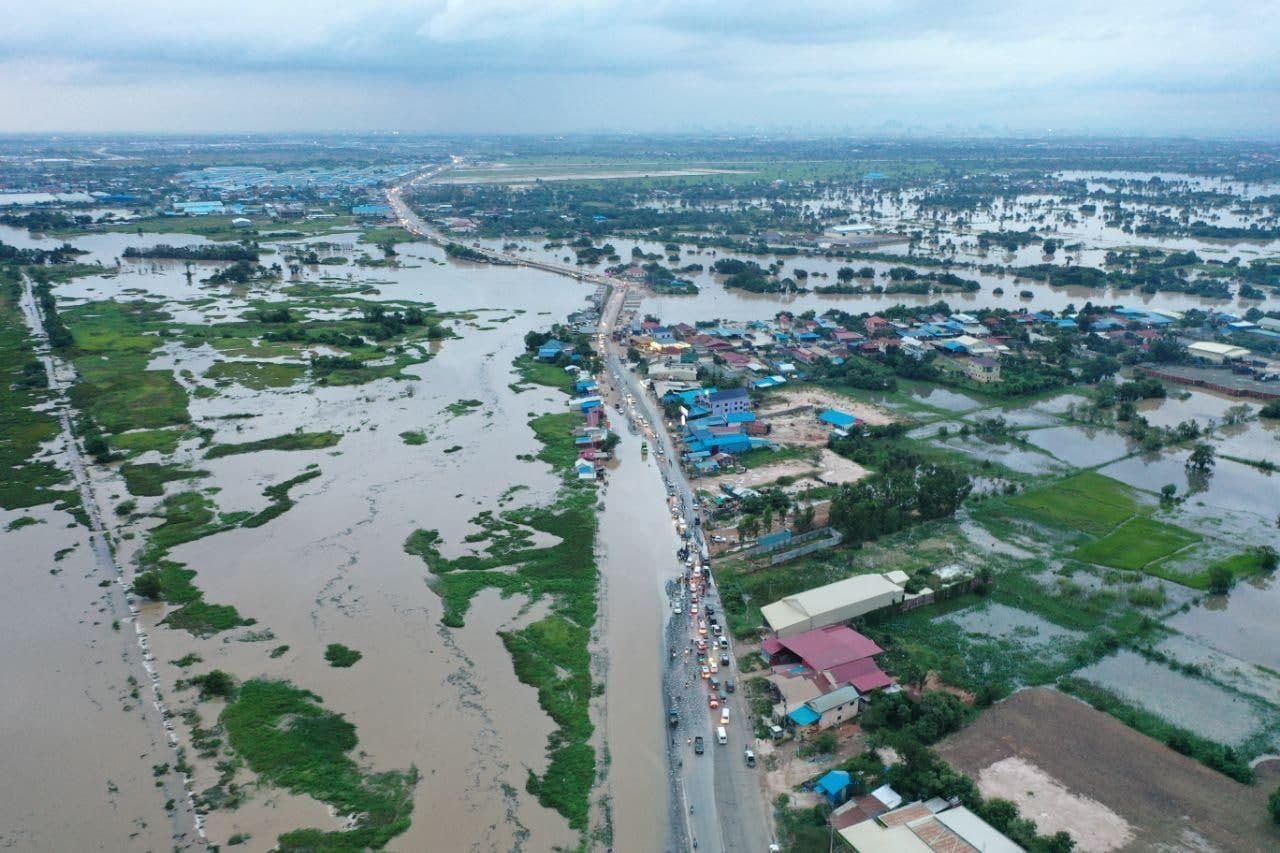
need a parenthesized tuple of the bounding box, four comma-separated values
(512, 352, 575, 392)
(736, 444, 816, 471)
(1070, 517, 1201, 571)
(443, 398, 484, 417)
(221, 679, 417, 850)
(399, 430, 427, 446)
(110, 428, 186, 458)
(0, 272, 76, 510)
(359, 226, 416, 245)
(134, 491, 254, 636)
(324, 644, 362, 668)
(242, 469, 322, 529)
(120, 462, 209, 497)
(60, 300, 191, 434)
(1001, 471, 1143, 537)
(205, 430, 341, 459)
(205, 361, 306, 390)
(1147, 548, 1274, 591)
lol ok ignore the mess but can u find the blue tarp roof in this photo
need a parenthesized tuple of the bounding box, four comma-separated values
(789, 706, 820, 727)
(816, 770, 851, 797)
(818, 409, 858, 429)
(725, 411, 756, 424)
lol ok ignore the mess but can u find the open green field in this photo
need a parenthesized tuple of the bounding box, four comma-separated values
(62, 300, 191, 434)
(1071, 517, 1201, 571)
(1001, 471, 1144, 536)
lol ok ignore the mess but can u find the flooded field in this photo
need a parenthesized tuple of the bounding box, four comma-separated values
(1024, 425, 1139, 468)
(0, 219, 687, 849)
(1073, 650, 1271, 748)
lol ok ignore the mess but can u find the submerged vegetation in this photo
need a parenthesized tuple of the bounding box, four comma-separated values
(221, 679, 417, 850)
(405, 357, 600, 835)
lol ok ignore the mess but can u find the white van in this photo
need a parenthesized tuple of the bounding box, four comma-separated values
(720, 707, 730, 725)
(716, 726, 728, 745)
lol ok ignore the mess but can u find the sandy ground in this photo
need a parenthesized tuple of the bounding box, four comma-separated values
(937, 687, 1280, 853)
(978, 756, 1133, 852)
(759, 722, 867, 806)
(696, 449, 870, 494)
(760, 389, 896, 447)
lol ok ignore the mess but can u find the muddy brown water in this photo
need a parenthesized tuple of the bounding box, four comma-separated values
(4, 208, 1277, 848)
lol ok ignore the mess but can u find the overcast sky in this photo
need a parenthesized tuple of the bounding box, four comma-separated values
(0, 0, 1276, 135)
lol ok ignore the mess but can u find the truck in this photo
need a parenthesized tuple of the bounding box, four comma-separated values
(669, 708, 679, 727)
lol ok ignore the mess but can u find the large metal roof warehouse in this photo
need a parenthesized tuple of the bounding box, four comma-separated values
(760, 574, 904, 637)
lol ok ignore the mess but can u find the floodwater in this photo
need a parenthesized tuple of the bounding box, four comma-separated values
(595, 421, 684, 851)
(1024, 425, 1139, 468)
(3, 170, 1278, 847)
(0, 504, 175, 851)
(5, 226, 669, 850)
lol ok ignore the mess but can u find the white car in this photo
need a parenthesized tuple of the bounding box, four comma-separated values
(673, 604, 682, 615)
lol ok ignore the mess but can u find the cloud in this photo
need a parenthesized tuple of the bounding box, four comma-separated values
(0, 0, 1275, 133)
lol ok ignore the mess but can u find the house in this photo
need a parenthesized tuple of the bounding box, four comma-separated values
(760, 625, 895, 695)
(706, 387, 751, 417)
(961, 357, 1001, 383)
(574, 459, 596, 481)
(538, 339, 569, 361)
(838, 802, 1022, 853)
(805, 685, 863, 729)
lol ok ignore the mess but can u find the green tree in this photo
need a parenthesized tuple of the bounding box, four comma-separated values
(1269, 785, 1280, 825)
(1208, 564, 1234, 595)
(1186, 443, 1216, 472)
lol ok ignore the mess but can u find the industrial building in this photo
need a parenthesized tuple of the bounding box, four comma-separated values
(761, 574, 905, 637)
(1186, 341, 1251, 363)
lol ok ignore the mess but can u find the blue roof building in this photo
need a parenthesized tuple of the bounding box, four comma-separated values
(815, 770, 852, 803)
(352, 204, 393, 217)
(818, 409, 859, 430)
(538, 340, 568, 361)
(788, 706, 820, 727)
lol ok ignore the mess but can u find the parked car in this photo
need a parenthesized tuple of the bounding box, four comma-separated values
(669, 708, 679, 727)
(694, 736, 704, 754)
(725, 679, 736, 693)
(720, 654, 730, 667)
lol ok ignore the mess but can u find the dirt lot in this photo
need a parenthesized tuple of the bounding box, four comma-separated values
(758, 722, 868, 808)
(696, 448, 870, 495)
(937, 687, 1280, 853)
(761, 389, 896, 447)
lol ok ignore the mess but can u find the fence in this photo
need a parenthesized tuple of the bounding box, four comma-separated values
(741, 525, 834, 560)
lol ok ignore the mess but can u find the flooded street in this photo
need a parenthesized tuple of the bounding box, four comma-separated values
(596, 423, 682, 852)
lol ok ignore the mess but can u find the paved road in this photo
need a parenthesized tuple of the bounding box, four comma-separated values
(599, 289, 775, 853)
(392, 166, 775, 851)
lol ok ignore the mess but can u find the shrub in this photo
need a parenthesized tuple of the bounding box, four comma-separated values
(131, 571, 164, 600)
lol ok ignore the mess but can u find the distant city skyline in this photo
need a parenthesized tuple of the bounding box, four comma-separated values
(1, 0, 1276, 135)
